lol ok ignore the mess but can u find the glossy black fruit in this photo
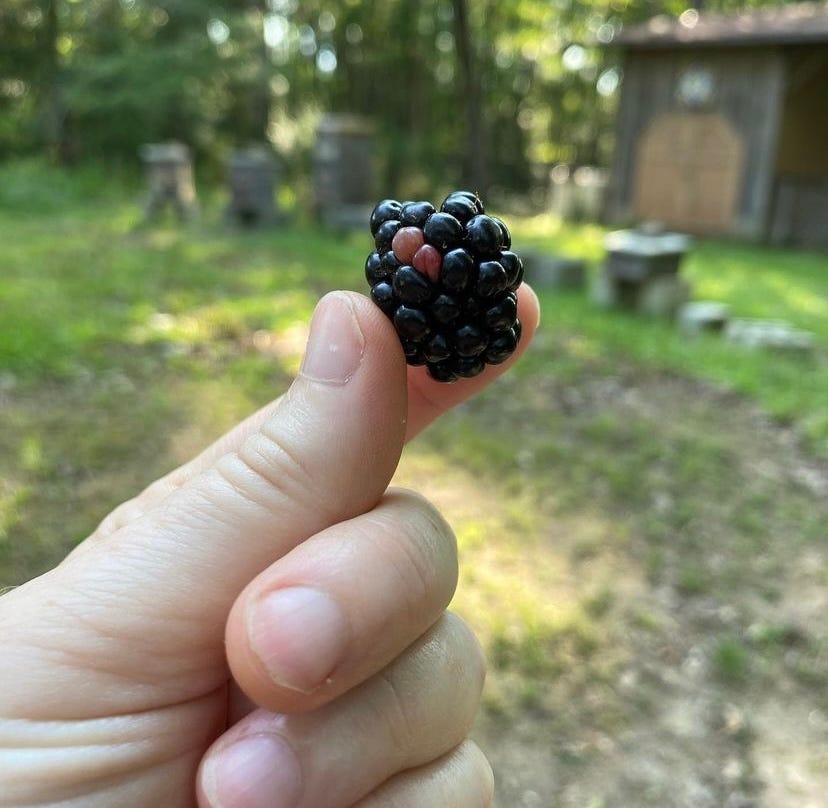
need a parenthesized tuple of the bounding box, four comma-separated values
(365, 252, 387, 286)
(400, 200, 436, 228)
(440, 195, 477, 225)
(465, 215, 502, 257)
(450, 354, 486, 378)
(499, 251, 523, 288)
(423, 212, 464, 251)
(401, 340, 427, 365)
(371, 281, 397, 317)
(445, 190, 484, 215)
(381, 250, 403, 275)
(485, 326, 519, 364)
(426, 361, 458, 383)
(370, 199, 402, 236)
(394, 306, 432, 342)
(459, 296, 481, 319)
(492, 217, 511, 250)
(440, 248, 476, 293)
(423, 332, 452, 363)
(476, 260, 509, 297)
(393, 265, 433, 305)
(365, 191, 525, 381)
(431, 293, 462, 325)
(484, 292, 518, 330)
(374, 219, 401, 253)
(453, 323, 489, 357)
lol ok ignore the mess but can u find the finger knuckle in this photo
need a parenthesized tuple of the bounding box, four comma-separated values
(216, 422, 336, 523)
(380, 489, 459, 595)
(376, 667, 420, 757)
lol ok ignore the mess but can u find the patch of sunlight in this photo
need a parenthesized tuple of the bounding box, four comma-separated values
(243, 263, 312, 291)
(455, 519, 491, 552)
(511, 213, 606, 259)
(145, 229, 185, 250)
(112, 206, 143, 233)
(512, 212, 567, 238)
(394, 446, 614, 650)
(18, 435, 45, 474)
(692, 274, 742, 300)
(0, 480, 31, 543)
(564, 333, 601, 361)
(165, 377, 261, 465)
(251, 322, 308, 374)
(765, 275, 828, 318)
(128, 291, 312, 351)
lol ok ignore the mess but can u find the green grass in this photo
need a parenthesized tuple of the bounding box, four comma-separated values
(511, 215, 828, 455)
(713, 635, 752, 684)
(2, 165, 826, 452)
(2, 162, 827, 803)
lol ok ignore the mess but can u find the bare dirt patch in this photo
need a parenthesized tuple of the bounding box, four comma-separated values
(406, 369, 827, 808)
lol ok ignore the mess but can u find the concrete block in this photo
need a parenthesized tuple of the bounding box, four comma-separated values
(725, 319, 816, 354)
(639, 276, 692, 318)
(678, 301, 731, 336)
(524, 252, 587, 290)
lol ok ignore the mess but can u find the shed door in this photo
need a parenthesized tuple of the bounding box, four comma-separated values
(633, 112, 744, 235)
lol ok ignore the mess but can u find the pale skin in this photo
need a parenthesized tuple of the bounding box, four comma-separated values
(0, 287, 540, 808)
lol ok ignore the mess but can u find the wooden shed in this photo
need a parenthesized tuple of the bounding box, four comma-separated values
(606, 3, 828, 249)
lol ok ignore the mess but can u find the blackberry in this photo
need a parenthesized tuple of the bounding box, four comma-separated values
(394, 306, 432, 342)
(465, 215, 502, 258)
(400, 200, 436, 228)
(365, 252, 387, 286)
(476, 260, 509, 298)
(440, 248, 475, 293)
(424, 212, 464, 251)
(484, 292, 517, 330)
(374, 219, 401, 253)
(370, 281, 396, 317)
(499, 251, 523, 290)
(492, 217, 512, 250)
(450, 355, 486, 379)
(370, 200, 402, 235)
(446, 190, 485, 215)
(366, 191, 525, 382)
(440, 195, 477, 225)
(393, 265, 432, 305)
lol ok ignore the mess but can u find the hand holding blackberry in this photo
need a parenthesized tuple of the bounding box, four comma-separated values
(366, 191, 525, 382)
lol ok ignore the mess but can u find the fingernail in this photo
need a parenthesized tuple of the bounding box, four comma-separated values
(203, 733, 303, 808)
(300, 293, 365, 384)
(248, 586, 350, 693)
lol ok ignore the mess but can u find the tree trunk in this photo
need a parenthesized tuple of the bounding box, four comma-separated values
(241, 0, 271, 143)
(453, 0, 486, 192)
(41, 0, 65, 161)
(385, 0, 419, 195)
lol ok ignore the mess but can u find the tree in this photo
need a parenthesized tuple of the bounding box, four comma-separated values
(0, 0, 796, 192)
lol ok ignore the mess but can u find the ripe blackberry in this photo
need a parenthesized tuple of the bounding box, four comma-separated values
(400, 200, 436, 228)
(365, 191, 524, 382)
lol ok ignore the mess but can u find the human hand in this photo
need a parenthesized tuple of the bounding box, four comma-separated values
(0, 288, 539, 807)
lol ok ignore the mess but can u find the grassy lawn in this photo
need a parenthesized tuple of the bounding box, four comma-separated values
(515, 215, 828, 455)
(1, 161, 826, 806)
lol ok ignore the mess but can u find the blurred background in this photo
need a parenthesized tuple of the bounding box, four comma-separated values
(1, 1, 826, 806)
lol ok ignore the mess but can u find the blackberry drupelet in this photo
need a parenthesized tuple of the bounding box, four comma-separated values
(365, 191, 524, 382)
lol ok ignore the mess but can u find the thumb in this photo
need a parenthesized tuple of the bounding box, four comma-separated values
(2, 292, 408, 717)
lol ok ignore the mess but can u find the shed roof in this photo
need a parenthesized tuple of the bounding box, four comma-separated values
(614, 2, 828, 49)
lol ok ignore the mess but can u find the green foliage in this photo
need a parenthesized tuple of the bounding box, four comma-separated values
(713, 635, 751, 683)
(0, 0, 797, 194)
